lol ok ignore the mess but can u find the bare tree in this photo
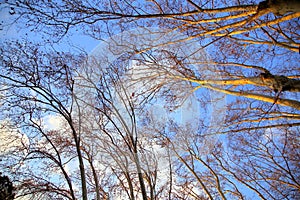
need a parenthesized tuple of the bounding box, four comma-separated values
(0, 41, 88, 199)
(3, 0, 299, 50)
(1, 0, 299, 199)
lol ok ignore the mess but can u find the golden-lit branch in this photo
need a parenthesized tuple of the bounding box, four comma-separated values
(174, 74, 300, 92)
(229, 36, 299, 52)
(213, 12, 300, 36)
(203, 85, 300, 110)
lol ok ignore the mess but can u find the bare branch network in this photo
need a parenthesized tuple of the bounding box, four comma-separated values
(0, 0, 299, 200)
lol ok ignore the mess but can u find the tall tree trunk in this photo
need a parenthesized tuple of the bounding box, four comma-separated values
(89, 159, 101, 200)
(133, 152, 148, 200)
(75, 138, 88, 200)
(70, 125, 88, 200)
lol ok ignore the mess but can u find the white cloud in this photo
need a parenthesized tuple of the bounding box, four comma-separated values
(0, 120, 29, 155)
(43, 114, 64, 130)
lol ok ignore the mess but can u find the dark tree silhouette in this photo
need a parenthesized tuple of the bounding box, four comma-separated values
(0, 173, 15, 200)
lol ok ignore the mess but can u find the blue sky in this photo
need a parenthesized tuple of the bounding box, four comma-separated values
(0, 3, 100, 54)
